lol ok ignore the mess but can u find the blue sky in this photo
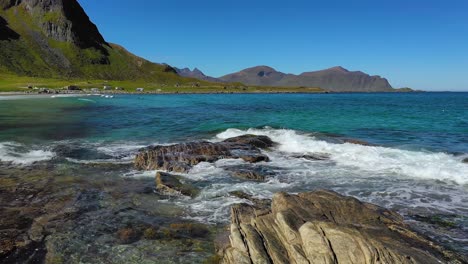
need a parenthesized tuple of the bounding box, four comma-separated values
(79, 0, 468, 91)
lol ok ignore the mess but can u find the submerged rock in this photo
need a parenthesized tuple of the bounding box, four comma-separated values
(343, 138, 374, 146)
(156, 172, 200, 197)
(224, 164, 277, 182)
(292, 153, 331, 161)
(219, 190, 465, 264)
(134, 135, 272, 172)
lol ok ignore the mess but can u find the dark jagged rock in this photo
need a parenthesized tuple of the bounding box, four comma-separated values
(134, 135, 272, 173)
(222, 134, 275, 149)
(156, 172, 199, 197)
(462, 157, 468, 164)
(219, 190, 466, 264)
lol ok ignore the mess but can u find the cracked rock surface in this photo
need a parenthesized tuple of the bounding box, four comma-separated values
(219, 190, 465, 264)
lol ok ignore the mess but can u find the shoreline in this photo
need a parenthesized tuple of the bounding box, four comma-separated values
(0, 90, 429, 97)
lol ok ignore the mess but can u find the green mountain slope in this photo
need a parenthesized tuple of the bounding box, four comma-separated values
(0, 0, 182, 83)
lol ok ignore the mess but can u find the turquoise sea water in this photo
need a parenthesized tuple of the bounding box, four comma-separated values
(1, 93, 467, 152)
(1, 92, 468, 253)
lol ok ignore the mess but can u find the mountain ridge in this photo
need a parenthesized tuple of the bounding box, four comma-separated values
(219, 65, 395, 92)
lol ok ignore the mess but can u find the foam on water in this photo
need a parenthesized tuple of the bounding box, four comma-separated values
(0, 142, 55, 165)
(124, 170, 158, 178)
(217, 128, 468, 185)
(170, 127, 468, 224)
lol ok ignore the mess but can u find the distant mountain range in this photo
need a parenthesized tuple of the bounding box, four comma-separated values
(174, 67, 222, 83)
(177, 65, 400, 92)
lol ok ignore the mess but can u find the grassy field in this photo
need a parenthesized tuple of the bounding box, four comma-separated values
(0, 73, 325, 94)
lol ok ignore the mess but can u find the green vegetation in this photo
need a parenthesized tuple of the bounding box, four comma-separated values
(413, 214, 459, 229)
(0, 72, 323, 93)
(43, 10, 64, 24)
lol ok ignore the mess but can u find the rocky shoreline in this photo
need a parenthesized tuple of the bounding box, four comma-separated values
(0, 134, 466, 263)
(133, 134, 467, 263)
(219, 190, 464, 263)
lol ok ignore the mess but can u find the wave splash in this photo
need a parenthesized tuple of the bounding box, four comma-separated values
(217, 128, 468, 185)
(0, 142, 55, 165)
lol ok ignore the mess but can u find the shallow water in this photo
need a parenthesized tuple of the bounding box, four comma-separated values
(0, 92, 467, 256)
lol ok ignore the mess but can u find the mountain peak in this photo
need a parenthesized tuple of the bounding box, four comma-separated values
(244, 65, 277, 73)
(193, 67, 203, 74)
(327, 66, 349, 72)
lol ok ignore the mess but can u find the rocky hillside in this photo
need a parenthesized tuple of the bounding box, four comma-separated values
(175, 67, 223, 83)
(0, 0, 180, 81)
(220, 65, 396, 92)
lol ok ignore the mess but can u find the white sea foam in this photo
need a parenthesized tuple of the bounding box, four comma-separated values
(123, 170, 158, 178)
(0, 142, 55, 165)
(96, 143, 147, 160)
(216, 128, 468, 185)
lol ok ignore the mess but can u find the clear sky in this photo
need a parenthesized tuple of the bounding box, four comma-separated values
(78, 0, 468, 91)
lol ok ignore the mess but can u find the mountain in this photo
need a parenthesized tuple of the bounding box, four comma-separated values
(174, 67, 223, 83)
(219, 65, 395, 92)
(0, 0, 181, 81)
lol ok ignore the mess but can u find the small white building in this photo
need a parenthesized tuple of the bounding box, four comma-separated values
(115, 87, 123, 90)
(91, 88, 100, 92)
(136, 88, 144, 92)
(103, 86, 112, 90)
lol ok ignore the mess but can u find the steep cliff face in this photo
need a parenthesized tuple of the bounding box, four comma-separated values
(2, 0, 106, 49)
(0, 0, 179, 80)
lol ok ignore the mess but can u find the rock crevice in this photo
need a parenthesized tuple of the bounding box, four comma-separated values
(219, 190, 464, 264)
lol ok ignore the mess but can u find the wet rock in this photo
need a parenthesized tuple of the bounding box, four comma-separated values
(166, 223, 210, 239)
(225, 165, 276, 182)
(156, 172, 199, 197)
(229, 191, 271, 210)
(231, 170, 266, 181)
(219, 190, 466, 264)
(222, 134, 275, 149)
(462, 157, 468, 163)
(134, 135, 273, 172)
(143, 227, 158, 240)
(52, 144, 114, 160)
(412, 214, 458, 229)
(117, 228, 141, 244)
(292, 153, 330, 161)
(343, 138, 374, 146)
